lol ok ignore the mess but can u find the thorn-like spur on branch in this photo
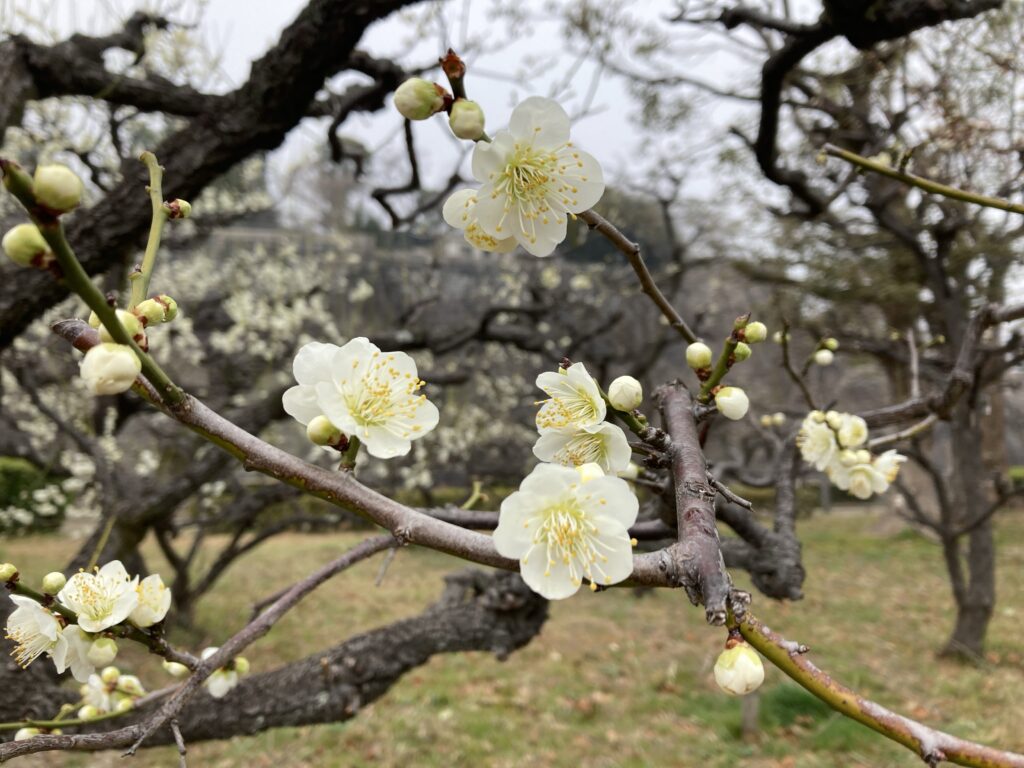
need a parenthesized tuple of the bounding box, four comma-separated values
(658, 383, 732, 624)
(580, 209, 698, 344)
(735, 610, 1024, 768)
(48, 318, 694, 589)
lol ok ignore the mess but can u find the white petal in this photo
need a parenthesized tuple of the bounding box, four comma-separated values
(532, 431, 569, 463)
(315, 381, 358, 435)
(520, 547, 580, 600)
(519, 463, 577, 498)
(292, 342, 338, 386)
(509, 97, 570, 147)
(361, 425, 412, 459)
(96, 561, 131, 583)
(442, 189, 478, 231)
(492, 492, 542, 557)
(590, 524, 635, 585)
(469, 188, 508, 238)
(471, 131, 514, 183)
(282, 385, 322, 426)
(557, 147, 604, 212)
(577, 476, 639, 528)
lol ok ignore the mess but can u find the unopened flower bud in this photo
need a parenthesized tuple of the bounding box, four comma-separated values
(772, 331, 789, 344)
(733, 342, 751, 362)
(686, 342, 713, 370)
(164, 199, 192, 219)
(117, 674, 145, 697)
(100, 666, 121, 685)
(115, 697, 134, 713)
(771, 412, 786, 426)
(2, 224, 52, 267)
(715, 387, 749, 421)
(41, 571, 66, 594)
(394, 78, 446, 120)
(134, 299, 164, 326)
(306, 415, 344, 447)
(449, 99, 486, 140)
(162, 660, 190, 678)
(607, 375, 643, 411)
(813, 349, 834, 366)
(156, 295, 178, 322)
(855, 449, 871, 464)
(14, 727, 40, 741)
(88, 311, 101, 328)
(80, 343, 141, 395)
(744, 321, 768, 344)
(0, 563, 17, 581)
(33, 164, 83, 214)
(576, 463, 605, 483)
(714, 642, 765, 696)
(810, 410, 826, 423)
(77, 705, 100, 720)
(619, 462, 640, 480)
(825, 410, 843, 429)
(759, 414, 772, 427)
(233, 656, 250, 675)
(822, 337, 839, 351)
(98, 309, 144, 345)
(87, 637, 118, 667)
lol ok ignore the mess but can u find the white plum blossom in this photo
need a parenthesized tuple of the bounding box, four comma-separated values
(57, 560, 139, 633)
(5, 595, 60, 668)
(52, 624, 95, 682)
(129, 574, 172, 628)
(533, 422, 631, 475)
(714, 642, 765, 696)
(282, 338, 440, 459)
(442, 189, 517, 253)
(201, 647, 240, 699)
(492, 463, 638, 600)
(796, 412, 837, 471)
(535, 362, 605, 433)
(80, 674, 114, 713)
(455, 96, 604, 257)
(837, 414, 868, 448)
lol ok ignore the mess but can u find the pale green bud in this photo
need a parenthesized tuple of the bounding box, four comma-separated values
(164, 199, 192, 220)
(156, 295, 178, 322)
(133, 300, 164, 326)
(33, 164, 84, 213)
(41, 571, 66, 594)
(686, 342, 713, 370)
(100, 666, 121, 684)
(2, 223, 52, 267)
(394, 78, 445, 120)
(87, 637, 118, 667)
(115, 697, 134, 713)
(813, 349, 834, 366)
(771, 412, 786, 427)
(744, 321, 768, 343)
(607, 375, 643, 411)
(162, 660, 190, 678)
(87, 311, 101, 329)
(77, 705, 100, 720)
(822, 337, 839, 351)
(306, 415, 343, 447)
(0, 563, 17, 581)
(14, 727, 40, 741)
(233, 656, 250, 675)
(759, 414, 773, 427)
(771, 331, 789, 344)
(714, 642, 764, 696)
(117, 674, 145, 697)
(98, 309, 144, 344)
(449, 99, 485, 140)
(715, 387, 749, 421)
(733, 342, 751, 362)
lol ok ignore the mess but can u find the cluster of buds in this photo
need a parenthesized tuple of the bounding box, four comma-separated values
(813, 337, 839, 366)
(687, 317, 768, 422)
(393, 51, 486, 142)
(77, 665, 146, 719)
(759, 412, 787, 428)
(1, 162, 83, 270)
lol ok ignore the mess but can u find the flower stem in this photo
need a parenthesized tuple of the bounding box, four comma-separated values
(0, 708, 130, 732)
(822, 143, 1024, 215)
(698, 314, 750, 403)
(128, 152, 168, 309)
(340, 436, 361, 471)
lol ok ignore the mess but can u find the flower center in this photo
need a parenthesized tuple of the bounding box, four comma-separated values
(343, 352, 427, 436)
(536, 386, 601, 431)
(491, 141, 583, 245)
(551, 432, 605, 467)
(527, 496, 614, 587)
(71, 578, 120, 623)
(6, 615, 55, 668)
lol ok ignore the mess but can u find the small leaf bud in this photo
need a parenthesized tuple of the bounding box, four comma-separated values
(715, 387, 749, 421)
(2, 224, 53, 267)
(607, 375, 643, 411)
(686, 342, 713, 370)
(394, 78, 446, 120)
(41, 571, 66, 594)
(33, 164, 84, 214)
(743, 321, 768, 343)
(449, 99, 486, 140)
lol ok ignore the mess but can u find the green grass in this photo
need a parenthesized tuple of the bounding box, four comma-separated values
(4, 509, 1024, 767)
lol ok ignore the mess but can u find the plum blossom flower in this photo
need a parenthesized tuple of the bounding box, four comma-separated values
(493, 463, 638, 599)
(129, 574, 172, 628)
(57, 561, 139, 633)
(442, 189, 517, 253)
(456, 96, 604, 257)
(714, 642, 765, 696)
(5, 595, 60, 668)
(837, 414, 868, 448)
(533, 422, 631, 475)
(282, 338, 440, 459)
(52, 624, 95, 682)
(535, 362, 605, 433)
(201, 647, 242, 699)
(796, 412, 837, 472)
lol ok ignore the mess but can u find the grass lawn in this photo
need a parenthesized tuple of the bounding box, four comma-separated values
(3, 508, 1024, 767)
